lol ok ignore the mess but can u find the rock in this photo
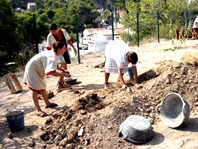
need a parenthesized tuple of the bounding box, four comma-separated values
(7, 132, 13, 139)
(40, 132, 49, 141)
(66, 144, 73, 149)
(77, 145, 83, 149)
(79, 110, 87, 115)
(41, 144, 47, 148)
(126, 87, 132, 93)
(45, 118, 53, 125)
(107, 125, 112, 129)
(78, 127, 84, 137)
(54, 135, 61, 145)
(177, 140, 184, 148)
(61, 132, 67, 139)
(95, 141, 100, 146)
(59, 138, 67, 147)
(93, 64, 99, 68)
(28, 140, 35, 147)
(194, 102, 198, 106)
(84, 139, 90, 146)
(99, 62, 105, 68)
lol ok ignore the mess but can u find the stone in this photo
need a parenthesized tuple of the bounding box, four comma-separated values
(78, 127, 84, 137)
(66, 144, 73, 149)
(7, 132, 13, 139)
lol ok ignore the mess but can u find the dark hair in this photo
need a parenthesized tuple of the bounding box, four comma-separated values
(126, 52, 138, 64)
(52, 41, 65, 53)
(49, 23, 58, 30)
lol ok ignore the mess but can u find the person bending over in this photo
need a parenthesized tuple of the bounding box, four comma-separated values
(24, 41, 71, 117)
(104, 39, 138, 89)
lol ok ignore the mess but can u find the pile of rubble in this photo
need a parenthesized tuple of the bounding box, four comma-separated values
(40, 62, 198, 148)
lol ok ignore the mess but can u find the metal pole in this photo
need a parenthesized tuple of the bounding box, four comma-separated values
(75, 15, 80, 64)
(32, 14, 38, 53)
(111, 12, 114, 40)
(157, 11, 160, 43)
(137, 11, 139, 47)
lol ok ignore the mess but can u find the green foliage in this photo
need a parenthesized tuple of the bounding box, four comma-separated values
(67, 0, 97, 27)
(94, 0, 108, 9)
(69, 32, 77, 42)
(15, 50, 36, 71)
(107, 0, 127, 11)
(42, 0, 68, 9)
(35, 0, 45, 9)
(159, 24, 177, 39)
(97, 9, 111, 22)
(120, 32, 137, 45)
(16, 11, 35, 45)
(0, 0, 22, 76)
(51, 0, 99, 33)
(121, 0, 193, 42)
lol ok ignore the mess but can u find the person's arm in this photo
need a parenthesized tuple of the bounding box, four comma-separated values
(47, 71, 71, 77)
(132, 64, 138, 83)
(57, 64, 64, 71)
(57, 64, 70, 75)
(68, 40, 77, 56)
(62, 29, 77, 56)
(46, 34, 53, 50)
(118, 67, 127, 88)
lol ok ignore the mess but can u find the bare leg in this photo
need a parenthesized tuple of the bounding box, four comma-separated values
(105, 72, 110, 84)
(40, 90, 51, 107)
(117, 73, 124, 82)
(59, 70, 65, 83)
(32, 91, 42, 112)
(40, 90, 58, 109)
(59, 63, 67, 83)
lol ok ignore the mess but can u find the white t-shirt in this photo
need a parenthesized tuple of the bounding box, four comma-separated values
(46, 29, 72, 63)
(23, 50, 58, 91)
(193, 17, 198, 28)
(105, 39, 132, 67)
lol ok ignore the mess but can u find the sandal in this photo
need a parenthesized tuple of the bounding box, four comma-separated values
(57, 81, 71, 92)
(36, 111, 48, 117)
(104, 83, 110, 89)
(45, 103, 58, 108)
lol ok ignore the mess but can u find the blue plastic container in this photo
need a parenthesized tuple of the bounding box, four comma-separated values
(6, 110, 24, 132)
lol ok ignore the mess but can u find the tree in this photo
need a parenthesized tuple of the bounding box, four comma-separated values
(94, 0, 108, 9)
(53, 0, 99, 32)
(122, 0, 190, 42)
(0, 0, 22, 75)
(43, 0, 68, 9)
(35, 0, 45, 9)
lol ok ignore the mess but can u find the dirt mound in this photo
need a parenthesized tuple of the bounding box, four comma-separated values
(40, 93, 106, 148)
(181, 51, 198, 66)
(40, 62, 198, 148)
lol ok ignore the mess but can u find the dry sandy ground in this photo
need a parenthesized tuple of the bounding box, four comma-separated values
(0, 38, 198, 148)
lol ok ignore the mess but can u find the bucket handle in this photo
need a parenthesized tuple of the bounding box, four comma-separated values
(156, 104, 161, 114)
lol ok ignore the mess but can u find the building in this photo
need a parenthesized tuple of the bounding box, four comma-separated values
(11, 0, 36, 11)
(27, 2, 36, 10)
(80, 28, 125, 52)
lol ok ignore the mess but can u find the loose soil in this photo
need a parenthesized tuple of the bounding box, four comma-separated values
(0, 39, 198, 149)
